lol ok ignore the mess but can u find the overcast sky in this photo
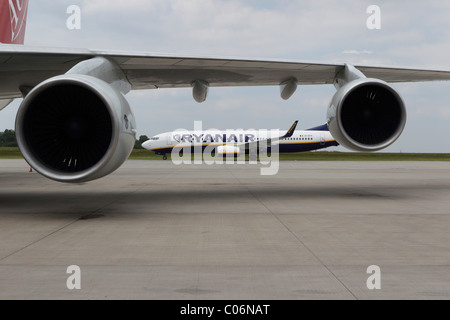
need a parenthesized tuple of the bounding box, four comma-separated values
(1, 0, 450, 152)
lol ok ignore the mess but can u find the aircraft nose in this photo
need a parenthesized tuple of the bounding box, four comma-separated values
(142, 140, 151, 150)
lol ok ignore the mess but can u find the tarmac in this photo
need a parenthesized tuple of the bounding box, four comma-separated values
(0, 159, 449, 300)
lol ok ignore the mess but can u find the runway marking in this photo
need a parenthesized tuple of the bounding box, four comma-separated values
(228, 168, 358, 300)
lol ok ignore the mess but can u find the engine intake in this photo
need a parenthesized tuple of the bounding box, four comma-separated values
(327, 78, 406, 152)
(16, 74, 136, 183)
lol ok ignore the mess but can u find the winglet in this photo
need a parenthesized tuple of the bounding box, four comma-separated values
(282, 120, 298, 138)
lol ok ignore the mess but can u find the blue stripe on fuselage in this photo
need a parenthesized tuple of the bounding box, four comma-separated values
(278, 140, 339, 152)
(152, 140, 339, 155)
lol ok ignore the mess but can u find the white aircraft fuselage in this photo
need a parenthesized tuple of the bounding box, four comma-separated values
(142, 124, 339, 157)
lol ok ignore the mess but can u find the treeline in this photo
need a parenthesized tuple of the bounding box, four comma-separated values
(0, 130, 149, 149)
(134, 135, 149, 149)
(0, 129, 17, 147)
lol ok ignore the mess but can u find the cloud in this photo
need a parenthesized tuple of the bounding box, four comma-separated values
(413, 106, 450, 118)
(342, 50, 373, 54)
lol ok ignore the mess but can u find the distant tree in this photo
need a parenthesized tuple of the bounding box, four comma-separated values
(0, 130, 150, 149)
(134, 135, 149, 149)
(0, 129, 17, 147)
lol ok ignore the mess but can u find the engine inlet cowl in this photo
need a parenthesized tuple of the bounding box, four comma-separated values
(327, 78, 406, 152)
(16, 74, 136, 183)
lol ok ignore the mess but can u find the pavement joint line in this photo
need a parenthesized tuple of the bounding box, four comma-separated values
(0, 192, 127, 263)
(0, 216, 84, 264)
(228, 168, 359, 300)
(0, 172, 174, 264)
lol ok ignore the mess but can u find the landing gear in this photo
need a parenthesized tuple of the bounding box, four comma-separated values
(162, 155, 168, 160)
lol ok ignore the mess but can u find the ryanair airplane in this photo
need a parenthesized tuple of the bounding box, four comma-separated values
(142, 121, 339, 159)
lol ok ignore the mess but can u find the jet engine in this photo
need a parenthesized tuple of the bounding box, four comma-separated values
(327, 78, 407, 152)
(15, 74, 136, 183)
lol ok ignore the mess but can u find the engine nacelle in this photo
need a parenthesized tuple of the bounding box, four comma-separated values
(16, 74, 136, 183)
(327, 78, 406, 152)
(217, 145, 241, 155)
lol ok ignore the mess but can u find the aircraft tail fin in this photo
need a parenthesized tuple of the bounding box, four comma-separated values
(0, 0, 29, 44)
(282, 120, 298, 138)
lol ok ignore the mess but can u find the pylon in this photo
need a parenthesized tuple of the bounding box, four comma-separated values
(29, 167, 33, 172)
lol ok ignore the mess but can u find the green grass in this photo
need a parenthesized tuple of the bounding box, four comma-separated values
(0, 147, 23, 159)
(129, 149, 168, 160)
(133, 149, 450, 161)
(276, 152, 450, 161)
(2, 147, 450, 161)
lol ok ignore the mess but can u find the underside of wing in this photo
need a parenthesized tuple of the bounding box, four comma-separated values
(2, 45, 450, 99)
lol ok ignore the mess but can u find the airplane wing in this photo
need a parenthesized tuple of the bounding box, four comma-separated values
(2, 45, 450, 99)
